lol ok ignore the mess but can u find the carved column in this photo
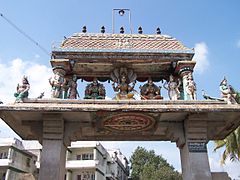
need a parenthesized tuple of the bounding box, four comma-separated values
(39, 114, 68, 180)
(175, 61, 196, 100)
(178, 114, 212, 180)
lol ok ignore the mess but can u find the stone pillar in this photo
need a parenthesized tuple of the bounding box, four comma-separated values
(178, 115, 212, 180)
(181, 71, 191, 100)
(175, 61, 196, 100)
(39, 114, 67, 180)
(180, 141, 212, 180)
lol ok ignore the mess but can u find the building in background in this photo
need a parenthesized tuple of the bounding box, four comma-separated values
(23, 140, 129, 180)
(0, 138, 37, 180)
(66, 141, 129, 180)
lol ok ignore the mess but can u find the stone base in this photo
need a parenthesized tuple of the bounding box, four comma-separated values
(211, 172, 231, 180)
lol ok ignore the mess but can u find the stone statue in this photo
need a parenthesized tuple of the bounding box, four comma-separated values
(186, 72, 197, 100)
(163, 75, 180, 100)
(68, 75, 79, 99)
(219, 77, 237, 104)
(84, 78, 105, 99)
(140, 77, 163, 100)
(49, 66, 68, 99)
(111, 68, 136, 100)
(14, 76, 30, 103)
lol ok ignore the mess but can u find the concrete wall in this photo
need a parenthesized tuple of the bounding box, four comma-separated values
(11, 148, 37, 174)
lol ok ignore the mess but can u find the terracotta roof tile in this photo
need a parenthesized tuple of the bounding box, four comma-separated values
(56, 33, 193, 53)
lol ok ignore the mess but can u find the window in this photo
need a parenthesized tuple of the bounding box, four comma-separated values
(26, 158, 30, 167)
(76, 155, 81, 160)
(77, 153, 93, 160)
(77, 175, 81, 180)
(77, 172, 95, 180)
(0, 152, 8, 159)
(82, 153, 93, 160)
(91, 174, 95, 180)
(3, 152, 7, 159)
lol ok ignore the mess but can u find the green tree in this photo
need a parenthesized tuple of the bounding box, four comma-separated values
(214, 126, 240, 164)
(130, 146, 182, 180)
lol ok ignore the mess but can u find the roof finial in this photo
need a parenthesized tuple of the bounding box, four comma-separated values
(82, 26, 87, 33)
(101, 26, 105, 33)
(138, 26, 143, 34)
(120, 26, 124, 34)
(156, 27, 161, 34)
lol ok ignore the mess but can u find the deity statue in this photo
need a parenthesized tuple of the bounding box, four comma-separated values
(68, 75, 79, 99)
(84, 78, 105, 99)
(186, 72, 197, 100)
(111, 68, 137, 100)
(14, 76, 30, 103)
(219, 77, 237, 104)
(140, 77, 163, 100)
(49, 66, 68, 99)
(163, 75, 180, 100)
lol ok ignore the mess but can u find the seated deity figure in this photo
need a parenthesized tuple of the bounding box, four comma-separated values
(163, 75, 180, 100)
(84, 78, 105, 99)
(14, 76, 30, 103)
(186, 72, 197, 100)
(68, 75, 79, 99)
(49, 66, 67, 99)
(140, 77, 163, 100)
(112, 74, 135, 100)
(219, 77, 237, 104)
(111, 68, 137, 100)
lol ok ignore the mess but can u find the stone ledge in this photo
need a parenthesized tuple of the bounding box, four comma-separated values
(4, 98, 227, 105)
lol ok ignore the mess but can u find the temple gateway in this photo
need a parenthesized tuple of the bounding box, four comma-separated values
(0, 28, 240, 180)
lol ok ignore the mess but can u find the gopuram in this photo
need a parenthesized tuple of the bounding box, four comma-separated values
(0, 26, 240, 180)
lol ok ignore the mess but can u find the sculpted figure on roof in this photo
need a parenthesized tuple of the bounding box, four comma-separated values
(219, 77, 237, 104)
(140, 77, 163, 100)
(163, 75, 180, 100)
(68, 74, 79, 99)
(49, 66, 68, 99)
(84, 78, 105, 99)
(14, 76, 30, 103)
(111, 68, 136, 100)
(186, 72, 197, 100)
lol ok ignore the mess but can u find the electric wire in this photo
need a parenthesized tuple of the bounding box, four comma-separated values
(0, 13, 50, 56)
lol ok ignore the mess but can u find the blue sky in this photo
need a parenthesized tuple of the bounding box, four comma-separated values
(0, 0, 240, 178)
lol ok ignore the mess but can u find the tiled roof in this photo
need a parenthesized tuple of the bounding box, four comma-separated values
(56, 33, 193, 53)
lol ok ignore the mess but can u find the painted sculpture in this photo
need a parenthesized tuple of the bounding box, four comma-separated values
(219, 77, 237, 104)
(68, 75, 79, 99)
(140, 77, 162, 100)
(163, 75, 180, 100)
(49, 66, 68, 99)
(186, 72, 197, 100)
(111, 68, 136, 100)
(84, 78, 105, 99)
(14, 76, 30, 103)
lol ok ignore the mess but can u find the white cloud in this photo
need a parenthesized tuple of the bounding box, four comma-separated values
(193, 42, 209, 74)
(0, 58, 52, 139)
(0, 58, 52, 103)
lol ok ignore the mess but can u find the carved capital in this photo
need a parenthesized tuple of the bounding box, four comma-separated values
(175, 61, 196, 77)
(42, 113, 64, 141)
(184, 114, 209, 142)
